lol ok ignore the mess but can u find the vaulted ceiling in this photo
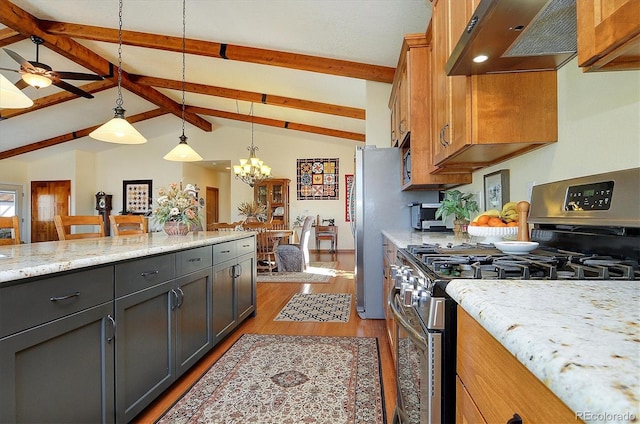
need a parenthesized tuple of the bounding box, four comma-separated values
(0, 0, 431, 162)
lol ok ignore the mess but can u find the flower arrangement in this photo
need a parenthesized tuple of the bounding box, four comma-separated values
(237, 201, 267, 221)
(153, 182, 201, 229)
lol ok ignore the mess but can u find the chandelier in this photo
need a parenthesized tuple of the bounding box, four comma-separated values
(233, 104, 271, 187)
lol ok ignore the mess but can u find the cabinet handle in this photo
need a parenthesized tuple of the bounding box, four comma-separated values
(440, 123, 450, 146)
(170, 289, 180, 311)
(507, 413, 522, 424)
(106, 314, 116, 343)
(176, 287, 185, 309)
(235, 264, 242, 278)
(220, 250, 231, 254)
(187, 257, 202, 263)
(140, 270, 159, 277)
(49, 291, 80, 302)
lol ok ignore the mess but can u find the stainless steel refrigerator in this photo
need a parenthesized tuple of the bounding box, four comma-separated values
(350, 146, 439, 319)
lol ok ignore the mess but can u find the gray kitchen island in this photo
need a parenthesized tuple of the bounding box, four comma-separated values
(0, 231, 256, 423)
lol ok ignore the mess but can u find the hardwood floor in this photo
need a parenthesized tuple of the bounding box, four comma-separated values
(133, 251, 397, 423)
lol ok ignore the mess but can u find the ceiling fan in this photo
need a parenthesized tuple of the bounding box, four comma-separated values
(0, 36, 103, 99)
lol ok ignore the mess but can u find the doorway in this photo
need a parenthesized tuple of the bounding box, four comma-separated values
(31, 180, 70, 242)
(0, 184, 23, 242)
(206, 186, 219, 228)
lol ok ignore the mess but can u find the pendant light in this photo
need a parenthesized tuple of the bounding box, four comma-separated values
(0, 74, 33, 109)
(233, 103, 271, 187)
(90, 0, 146, 144)
(164, 0, 202, 162)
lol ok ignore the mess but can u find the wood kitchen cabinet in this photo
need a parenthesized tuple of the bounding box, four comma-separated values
(382, 235, 398, 361)
(577, 0, 640, 72)
(389, 33, 471, 189)
(430, 0, 558, 172)
(456, 307, 583, 423)
(0, 267, 115, 424)
(254, 178, 290, 227)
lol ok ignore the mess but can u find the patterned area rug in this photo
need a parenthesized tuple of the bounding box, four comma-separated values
(257, 261, 340, 283)
(274, 293, 352, 322)
(157, 334, 386, 424)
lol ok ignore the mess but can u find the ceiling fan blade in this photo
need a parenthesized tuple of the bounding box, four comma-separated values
(52, 79, 94, 99)
(0, 67, 20, 73)
(2, 48, 38, 73)
(54, 71, 104, 81)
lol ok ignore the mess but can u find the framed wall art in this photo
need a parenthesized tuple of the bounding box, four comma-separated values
(484, 170, 509, 210)
(122, 179, 153, 215)
(296, 158, 339, 200)
(345, 174, 354, 221)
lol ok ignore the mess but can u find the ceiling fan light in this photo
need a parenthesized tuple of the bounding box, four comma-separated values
(21, 73, 52, 89)
(0, 74, 33, 108)
(164, 135, 203, 162)
(90, 108, 147, 144)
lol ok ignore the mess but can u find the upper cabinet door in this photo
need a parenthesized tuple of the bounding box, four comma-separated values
(577, 0, 640, 71)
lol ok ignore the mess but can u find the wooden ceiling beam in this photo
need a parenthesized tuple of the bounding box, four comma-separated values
(0, 0, 212, 132)
(0, 108, 168, 160)
(0, 80, 116, 120)
(0, 27, 25, 46)
(129, 74, 366, 120)
(40, 20, 395, 83)
(187, 106, 365, 143)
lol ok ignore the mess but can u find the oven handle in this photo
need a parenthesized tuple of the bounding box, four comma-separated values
(388, 290, 428, 352)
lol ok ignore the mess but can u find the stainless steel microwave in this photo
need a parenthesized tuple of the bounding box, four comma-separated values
(410, 202, 453, 231)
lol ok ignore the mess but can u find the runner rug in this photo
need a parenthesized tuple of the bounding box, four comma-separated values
(156, 334, 386, 424)
(256, 261, 339, 283)
(274, 293, 352, 322)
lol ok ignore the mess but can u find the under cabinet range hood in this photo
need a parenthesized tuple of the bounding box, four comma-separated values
(446, 0, 577, 75)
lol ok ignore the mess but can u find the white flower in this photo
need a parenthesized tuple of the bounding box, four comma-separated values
(170, 207, 180, 216)
(157, 195, 169, 205)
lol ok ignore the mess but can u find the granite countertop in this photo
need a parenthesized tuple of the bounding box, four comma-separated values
(0, 231, 252, 284)
(383, 229, 640, 424)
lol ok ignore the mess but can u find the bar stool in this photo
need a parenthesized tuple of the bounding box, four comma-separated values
(315, 225, 337, 253)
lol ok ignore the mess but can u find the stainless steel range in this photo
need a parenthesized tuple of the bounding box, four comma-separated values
(389, 167, 640, 424)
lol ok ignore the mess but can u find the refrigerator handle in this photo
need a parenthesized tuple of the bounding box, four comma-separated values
(348, 179, 356, 238)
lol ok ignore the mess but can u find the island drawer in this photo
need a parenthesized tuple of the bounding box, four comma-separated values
(236, 236, 256, 257)
(0, 266, 114, 338)
(115, 253, 176, 297)
(176, 245, 213, 275)
(213, 241, 237, 264)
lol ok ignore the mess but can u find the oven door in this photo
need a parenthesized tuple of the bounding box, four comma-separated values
(389, 290, 442, 424)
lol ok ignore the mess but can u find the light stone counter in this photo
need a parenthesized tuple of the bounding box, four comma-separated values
(383, 229, 639, 424)
(0, 231, 253, 284)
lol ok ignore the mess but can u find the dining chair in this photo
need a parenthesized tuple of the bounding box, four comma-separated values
(110, 215, 148, 236)
(256, 229, 280, 275)
(275, 216, 314, 271)
(243, 221, 273, 230)
(208, 221, 241, 231)
(0, 216, 21, 245)
(54, 215, 105, 241)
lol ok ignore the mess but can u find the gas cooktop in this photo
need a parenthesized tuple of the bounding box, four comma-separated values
(403, 243, 639, 281)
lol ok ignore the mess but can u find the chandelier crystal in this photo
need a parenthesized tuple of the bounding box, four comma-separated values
(233, 104, 271, 187)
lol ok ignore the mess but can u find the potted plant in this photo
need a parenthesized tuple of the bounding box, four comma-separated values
(237, 201, 267, 223)
(435, 190, 479, 237)
(153, 182, 201, 235)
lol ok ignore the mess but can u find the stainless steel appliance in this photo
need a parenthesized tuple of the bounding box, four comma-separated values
(410, 202, 454, 231)
(390, 167, 640, 423)
(350, 146, 439, 319)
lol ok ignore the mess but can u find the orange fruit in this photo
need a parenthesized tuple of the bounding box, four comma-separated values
(469, 221, 479, 226)
(488, 217, 503, 227)
(477, 215, 490, 225)
(507, 221, 518, 227)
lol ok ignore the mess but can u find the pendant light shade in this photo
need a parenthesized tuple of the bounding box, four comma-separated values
(91, 0, 146, 145)
(164, 0, 202, 162)
(89, 106, 147, 144)
(0, 74, 34, 109)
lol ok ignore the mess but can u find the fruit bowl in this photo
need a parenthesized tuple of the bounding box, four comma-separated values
(467, 226, 518, 243)
(494, 241, 539, 254)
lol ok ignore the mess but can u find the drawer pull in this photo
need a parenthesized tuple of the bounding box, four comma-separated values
(140, 270, 160, 277)
(188, 257, 202, 263)
(507, 413, 522, 424)
(220, 250, 231, 254)
(49, 291, 80, 302)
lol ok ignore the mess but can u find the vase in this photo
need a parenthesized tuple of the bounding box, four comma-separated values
(244, 216, 259, 224)
(163, 221, 189, 236)
(453, 219, 470, 239)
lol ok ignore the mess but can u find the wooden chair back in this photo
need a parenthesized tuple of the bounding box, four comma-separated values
(208, 221, 241, 231)
(256, 228, 280, 274)
(110, 215, 148, 236)
(243, 221, 273, 230)
(54, 215, 105, 241)
(0, 216, 21, 245)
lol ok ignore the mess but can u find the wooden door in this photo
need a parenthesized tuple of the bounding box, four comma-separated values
(31, 180, 70, 242)
(206, 187, 218, 227)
